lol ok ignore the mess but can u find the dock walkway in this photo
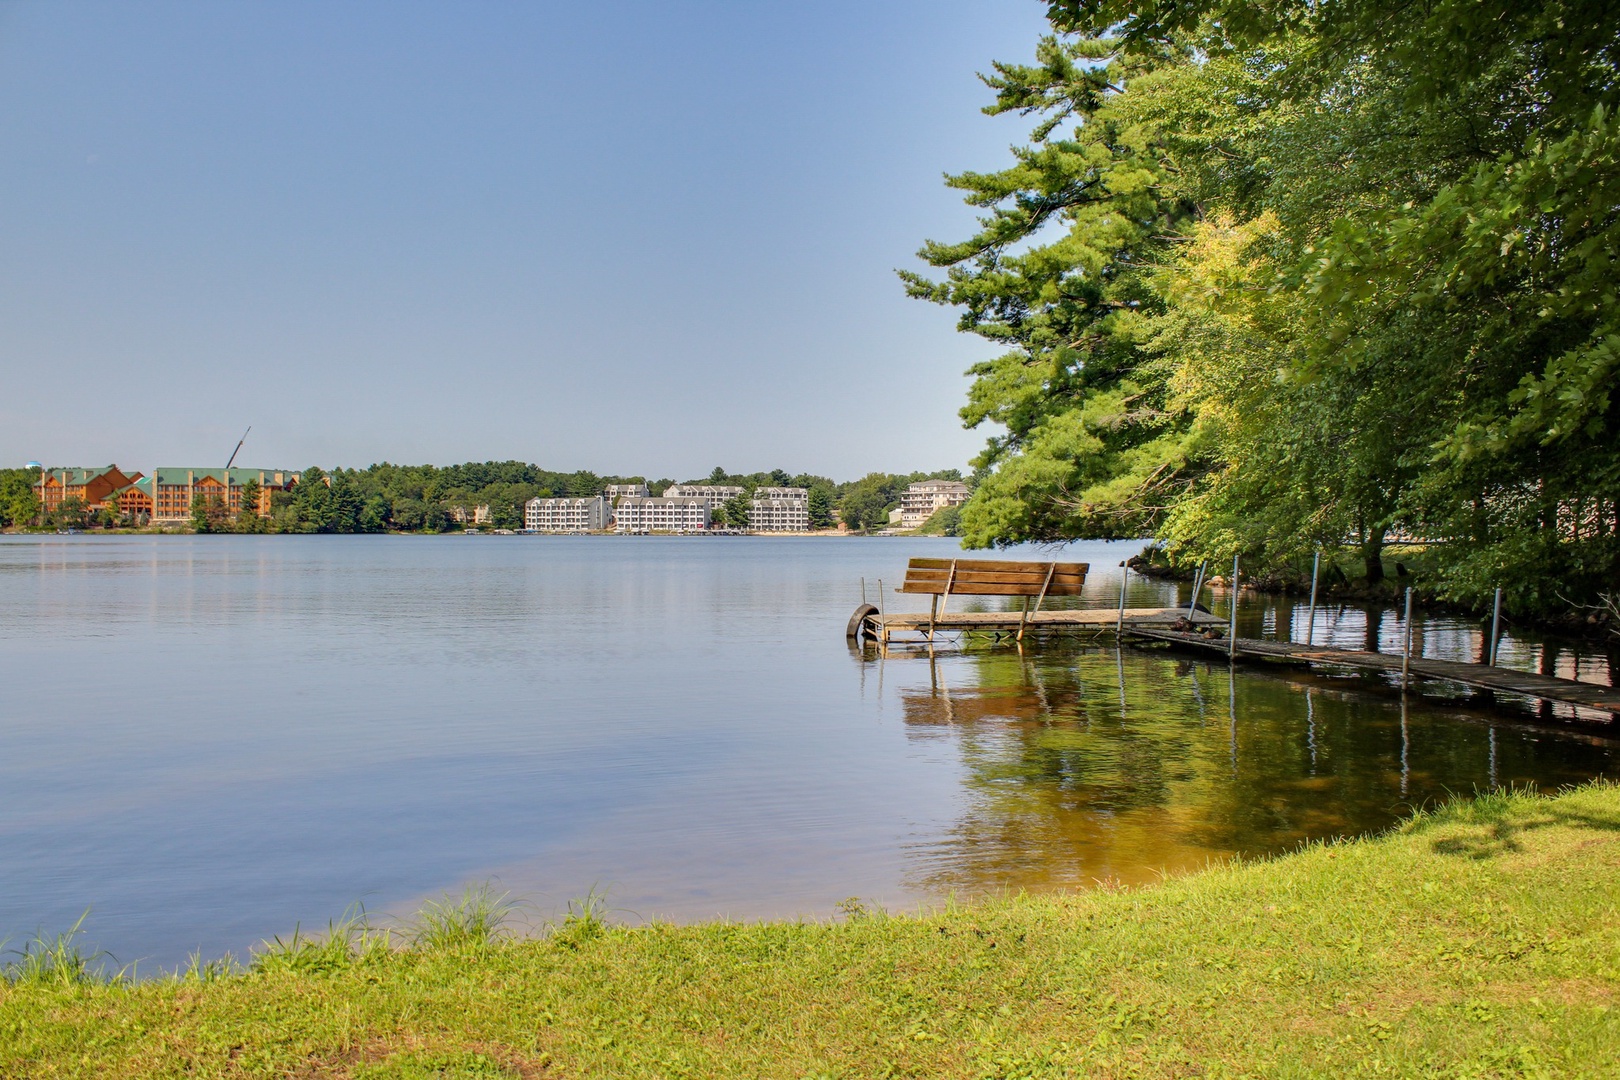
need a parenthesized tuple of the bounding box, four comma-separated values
(859, 607, 1223, 645)
(1128, 628, 1620, 715)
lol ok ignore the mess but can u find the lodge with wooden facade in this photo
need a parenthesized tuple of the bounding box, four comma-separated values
(35, 466, 299, 524)
(36, 466, 143, 516)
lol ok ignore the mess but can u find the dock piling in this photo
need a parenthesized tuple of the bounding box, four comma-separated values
(1305, 550, 1320, 646)
(1401, 587, 1414, 692)
(1116, 561, 1128, 634)
(1228, 555, 1239, 660)
(1489, 586, 1503, 667)
(1186, 560, 1207, 619)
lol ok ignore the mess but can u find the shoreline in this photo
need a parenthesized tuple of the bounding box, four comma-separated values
(3, 782, 1616, 1075)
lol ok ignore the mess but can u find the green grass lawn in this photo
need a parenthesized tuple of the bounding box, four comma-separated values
(4, 783, 1618, 1078)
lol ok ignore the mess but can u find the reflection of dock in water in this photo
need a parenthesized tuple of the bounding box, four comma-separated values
(869, 639, 1620, 901)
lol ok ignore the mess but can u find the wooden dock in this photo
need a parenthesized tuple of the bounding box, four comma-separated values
(1127, 628, 1620, 715)
(854, 607, 1224, 645)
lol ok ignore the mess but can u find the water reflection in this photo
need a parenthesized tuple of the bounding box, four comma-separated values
(885, 643, 1620, 896)
(4, 534, 1616, 968)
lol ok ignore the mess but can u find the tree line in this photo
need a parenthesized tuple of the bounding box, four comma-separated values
(910, 0, 1619, 616)
(0, 463, 966, 535)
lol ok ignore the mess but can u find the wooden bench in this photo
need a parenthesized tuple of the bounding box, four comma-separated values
(899, 557, 1089, 641)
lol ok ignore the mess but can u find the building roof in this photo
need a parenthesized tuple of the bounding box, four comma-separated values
(150, 468, 298, 487)
(616, 496, 709, 506)
(39, 466, 128, 487)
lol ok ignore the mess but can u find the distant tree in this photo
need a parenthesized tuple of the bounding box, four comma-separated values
(720, 493, 753, 528)
(838, 474, 899, 532)
(708, 466, 728, 484)
(50, 496, 89, 530)
(235, 479, 265, 533)
(390, 497, 426, 531)
(807, 484, 836, 529)
(480, 481, 537, 529)
(290, 467, 340, 532)
(267, 488, 300, 532)
(189, 494, 228, 533)
(358, 495, 391, 533)
(917, 505, 962, 537)
(0, 469, 41, 527)
(325, 472, 364, 532)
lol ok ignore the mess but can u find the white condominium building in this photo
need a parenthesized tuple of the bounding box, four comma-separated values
(613, 496, 710, 533)
(524, 496, 609, 533)
(900, 479, 970, 528)
(604, 483, 649, 503)
(662, 484, 744, 511)
(749, 487, 810, 532)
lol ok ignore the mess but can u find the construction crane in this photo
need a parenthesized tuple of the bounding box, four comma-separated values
(225, 426, 251, 470)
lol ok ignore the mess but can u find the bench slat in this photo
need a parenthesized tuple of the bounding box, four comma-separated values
(904, 581, 1084, 596)
(897, 557, 1088, 597)
(896, 558, 1089, 599)
(907, 558, 1088, 574)
(903, 570, 1086, 587)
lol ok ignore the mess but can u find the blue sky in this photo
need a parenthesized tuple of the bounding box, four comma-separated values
(0, 1, 1051, 480)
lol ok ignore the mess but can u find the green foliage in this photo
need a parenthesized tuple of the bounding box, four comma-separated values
(0, 468, 40, 528)
(249, 906, 390, 977)
(718, 493, 752, 529)
(837, 473, 899, 532)
(548, 887, 612, 950)
(914, 505, 962, 537)
(914, 0, 1620, 613)
(189, 494, 230, 534)
(806, 483, 836, 528)
(1, 910, 114, 987)
(410, 884, 518, 953)
(234, 479, 267, 533)
(51, 495, 90, 530)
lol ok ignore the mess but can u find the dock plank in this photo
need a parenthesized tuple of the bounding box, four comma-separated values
(870, 608, 1222, 631)
(1127, 628, 1620, 714)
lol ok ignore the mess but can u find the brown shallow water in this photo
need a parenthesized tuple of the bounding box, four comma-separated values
(885, 642, 1616, 894)
(0, 534, 1615, 970)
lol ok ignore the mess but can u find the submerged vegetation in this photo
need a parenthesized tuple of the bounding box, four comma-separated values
(910, 0, 1620, 621)
(3, 783, 1618, 1076)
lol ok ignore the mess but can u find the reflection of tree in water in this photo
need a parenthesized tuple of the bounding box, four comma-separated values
(896, 646, 1620, 899)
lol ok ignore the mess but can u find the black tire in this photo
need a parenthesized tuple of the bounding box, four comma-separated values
(846, 603, 879, 642)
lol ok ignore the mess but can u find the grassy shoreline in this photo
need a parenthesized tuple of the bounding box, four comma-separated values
(4, 784, 1619, 1078)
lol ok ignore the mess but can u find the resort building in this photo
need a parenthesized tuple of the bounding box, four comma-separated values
(149, 468, 299, 523)
(604, 483, 649, 502)
(524, 496, 609, 533)
(612, 496, 709, 533)
(36, 466, 142, 515)
(114, 477, 155, 521)
(748, 487, 810, 532)
(450, 505, 492, 525)
(899, 479, 971, 529)
(663, 484, 744, 511)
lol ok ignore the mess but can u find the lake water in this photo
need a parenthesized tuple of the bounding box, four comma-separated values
(2, 534, 1616, 971)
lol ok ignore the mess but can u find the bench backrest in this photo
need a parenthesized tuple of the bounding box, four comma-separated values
(899, 558, 1088, 597)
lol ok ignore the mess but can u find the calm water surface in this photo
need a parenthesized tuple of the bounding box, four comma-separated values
(1, 535, 1615, 969)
